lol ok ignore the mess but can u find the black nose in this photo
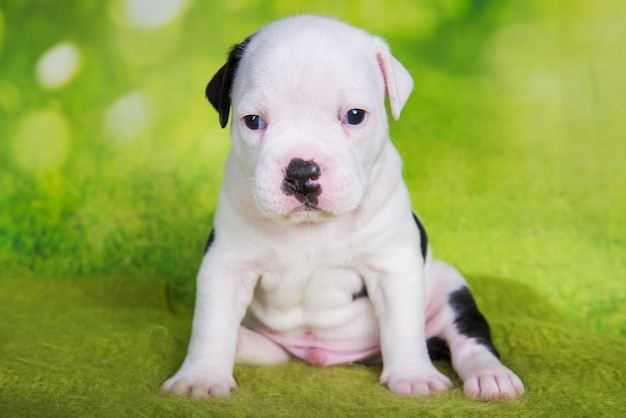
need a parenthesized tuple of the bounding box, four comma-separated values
(282, 158, 322, 206)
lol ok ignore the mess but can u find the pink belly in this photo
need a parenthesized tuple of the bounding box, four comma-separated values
(257, 327, 381, 366)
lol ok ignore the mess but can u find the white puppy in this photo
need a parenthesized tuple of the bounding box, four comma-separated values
(162, 15, 524, 400)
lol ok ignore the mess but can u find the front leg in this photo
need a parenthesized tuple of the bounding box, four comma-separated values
(161, 249, 257, 398)
(363, 250, 452, 396)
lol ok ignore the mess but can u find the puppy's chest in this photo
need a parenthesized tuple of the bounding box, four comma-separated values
(254, 247, 364, 310)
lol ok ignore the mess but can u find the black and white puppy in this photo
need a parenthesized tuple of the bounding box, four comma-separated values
(162, 15, 524, 400)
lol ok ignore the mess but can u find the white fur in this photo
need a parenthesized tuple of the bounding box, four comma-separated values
(161, 15, 524, 400)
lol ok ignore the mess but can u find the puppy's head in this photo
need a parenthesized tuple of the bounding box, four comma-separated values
(207, 15, 413, 223)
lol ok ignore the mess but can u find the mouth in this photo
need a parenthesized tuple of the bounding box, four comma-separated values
(283, 203, 329, 223)
(293, 203, 321, 214)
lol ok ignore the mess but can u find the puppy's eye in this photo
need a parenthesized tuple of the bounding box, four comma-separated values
(243, 115, 266, 130)
(344, 109, 367, 125)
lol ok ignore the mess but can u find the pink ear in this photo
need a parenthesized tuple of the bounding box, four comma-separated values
(374, 38, 414, 120)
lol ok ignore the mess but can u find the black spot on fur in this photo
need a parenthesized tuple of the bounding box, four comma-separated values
(352, 285, 368, 301)
(206, 35, 255, 128)
(203, 228, 216, 254)
(427, 336, 451, 361)
(449, 286, 500, 359)
(411, 212, 428, 260)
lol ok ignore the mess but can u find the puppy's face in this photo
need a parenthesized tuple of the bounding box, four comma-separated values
(208, 17, 413, 223)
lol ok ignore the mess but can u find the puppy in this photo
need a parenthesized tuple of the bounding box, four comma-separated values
(161, 15, 524, 400)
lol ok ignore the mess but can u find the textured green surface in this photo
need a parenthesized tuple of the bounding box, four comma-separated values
(1, 276, 624, 416)
(1, 0, 625, 415)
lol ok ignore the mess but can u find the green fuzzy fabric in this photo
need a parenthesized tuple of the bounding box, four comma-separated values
(1, 276, 624, 416)
(1, 0, 626, 416)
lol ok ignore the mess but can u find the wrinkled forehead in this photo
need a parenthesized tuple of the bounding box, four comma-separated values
(232, 22, 385, 105)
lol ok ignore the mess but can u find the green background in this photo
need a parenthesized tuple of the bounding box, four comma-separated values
(1, 0, 625, 416)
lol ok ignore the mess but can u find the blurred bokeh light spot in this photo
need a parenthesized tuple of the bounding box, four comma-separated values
(35, 42, 81, 90)
(104, 91, 150, 143)
(126, 0, 187, 29)
(12, 110, 71, 174)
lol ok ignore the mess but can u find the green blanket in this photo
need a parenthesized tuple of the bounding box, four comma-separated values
(1, 276, 624, 416)
(1, 0, 625, 416)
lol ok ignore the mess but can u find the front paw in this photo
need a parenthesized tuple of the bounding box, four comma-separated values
(161, 371, 236, 398)
(381, 367, 453, 396)
(463, 365, 524, 401)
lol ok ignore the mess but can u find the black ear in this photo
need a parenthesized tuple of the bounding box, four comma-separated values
(205, 35, 254, 129)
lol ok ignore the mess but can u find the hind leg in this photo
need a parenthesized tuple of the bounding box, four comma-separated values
(235, 326, 291, 365)
(425, 260, 524, 400)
